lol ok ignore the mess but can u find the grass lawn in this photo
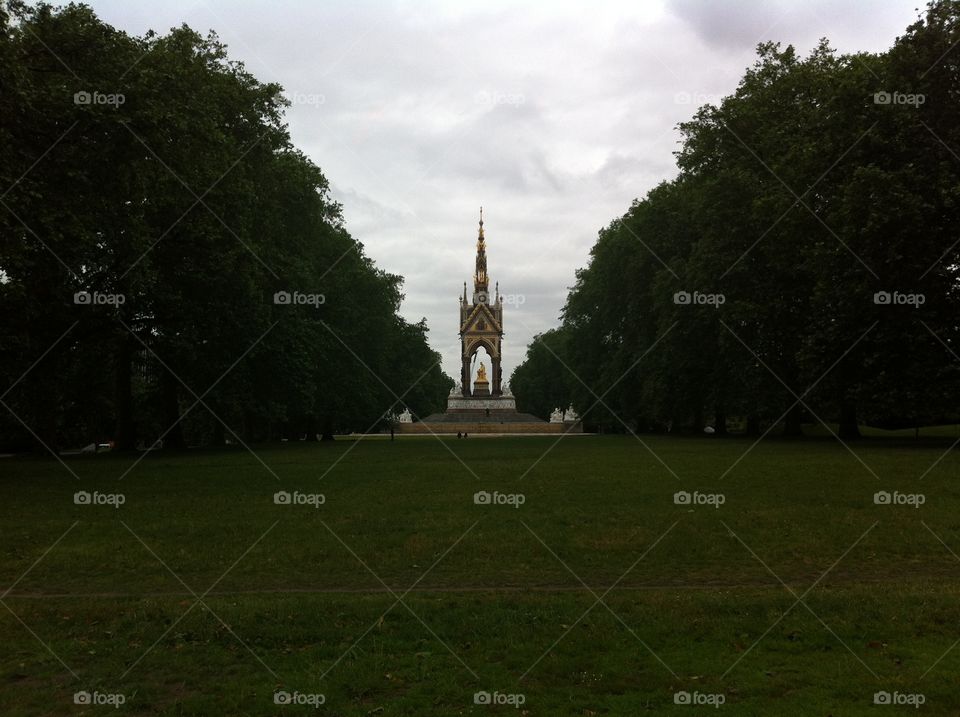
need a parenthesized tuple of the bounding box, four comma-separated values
(2, 433, 959, 715)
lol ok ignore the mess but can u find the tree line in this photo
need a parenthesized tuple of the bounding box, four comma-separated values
(0, 2, 452, 452)
(512, 1, 960, 438)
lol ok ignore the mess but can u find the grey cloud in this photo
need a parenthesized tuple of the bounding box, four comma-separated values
(88, 0, 918, 384)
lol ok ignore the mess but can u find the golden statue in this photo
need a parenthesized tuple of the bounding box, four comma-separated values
(475, 363, 488, 382)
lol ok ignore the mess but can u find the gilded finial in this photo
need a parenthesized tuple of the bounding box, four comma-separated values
(473, 207, 489, 294)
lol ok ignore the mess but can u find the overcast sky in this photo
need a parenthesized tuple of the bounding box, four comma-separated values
(87, 0, 917, 383)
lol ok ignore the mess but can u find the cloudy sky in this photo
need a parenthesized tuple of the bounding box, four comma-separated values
(88, 0, 917, 382)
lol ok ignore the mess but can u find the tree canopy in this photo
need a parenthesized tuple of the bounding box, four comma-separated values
(511, 1, 960, 438)
(0, 1, 452, 452)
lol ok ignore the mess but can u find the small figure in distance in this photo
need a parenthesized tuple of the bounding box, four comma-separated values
(464, 432, 469, 438)
(457, 431, 462, 439)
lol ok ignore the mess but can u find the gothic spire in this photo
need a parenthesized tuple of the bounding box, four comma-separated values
(474, 206, 488, 294)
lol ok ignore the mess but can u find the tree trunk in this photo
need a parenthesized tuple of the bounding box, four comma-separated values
(714, 405, 728, 436)
(693, 404, 704, 434)
(838, 397, 861, 440)
(35, 385, 59, 454)
(160, 367, 185, 449)
(320, 416, 335, 441)
(113, 335, 136, 450)
(783, 404, 803, 437)
(211, 418, 225, 446)
(243, 409, 255, 443)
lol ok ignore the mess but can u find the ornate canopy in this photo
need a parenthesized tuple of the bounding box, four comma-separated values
(458, 208, 504, 397)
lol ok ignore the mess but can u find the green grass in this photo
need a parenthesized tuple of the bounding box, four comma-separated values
(2, 434, 959, 714)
